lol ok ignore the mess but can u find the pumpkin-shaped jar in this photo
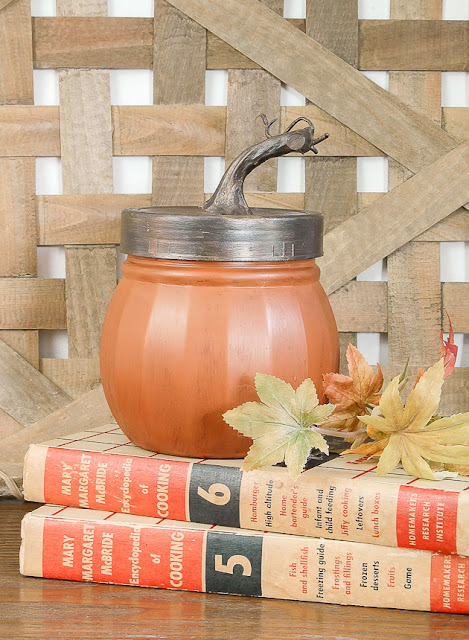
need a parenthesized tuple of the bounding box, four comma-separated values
(100, 117, 339, 458)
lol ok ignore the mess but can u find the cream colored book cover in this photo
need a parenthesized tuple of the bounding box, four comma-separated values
(20, 505, 469, 613)
(23, 425, 469, 554)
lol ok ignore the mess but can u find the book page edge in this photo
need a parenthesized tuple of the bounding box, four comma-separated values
(20, 511, 44, 577)
(23, 445, 48, 503)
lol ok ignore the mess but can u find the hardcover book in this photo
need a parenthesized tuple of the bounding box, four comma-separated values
(23, 425, 469, 555)
(20, 504, 469, 613)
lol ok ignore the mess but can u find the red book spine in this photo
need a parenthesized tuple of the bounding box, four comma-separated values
(42, 446, 191, 520)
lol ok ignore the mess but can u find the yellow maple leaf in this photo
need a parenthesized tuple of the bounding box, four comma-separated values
(343, 359, 469, 480)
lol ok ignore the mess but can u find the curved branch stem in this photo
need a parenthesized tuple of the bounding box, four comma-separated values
(204, 118, 328, 215)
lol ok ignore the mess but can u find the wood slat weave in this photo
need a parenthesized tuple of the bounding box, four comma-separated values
(0, 0, 467, 476)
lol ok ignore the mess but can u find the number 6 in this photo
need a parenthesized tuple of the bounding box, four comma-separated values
(197, 483, 231, 506)
(214, 554, 252, 576)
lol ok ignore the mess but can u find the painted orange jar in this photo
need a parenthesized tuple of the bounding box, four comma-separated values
(100, 117, 339, 458)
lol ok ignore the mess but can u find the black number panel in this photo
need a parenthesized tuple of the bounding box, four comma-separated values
(188, 464, 242, 527)
(205, 530, 263, 597)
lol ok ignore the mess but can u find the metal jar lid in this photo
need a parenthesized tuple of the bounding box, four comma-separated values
(121, 116, 329, 262)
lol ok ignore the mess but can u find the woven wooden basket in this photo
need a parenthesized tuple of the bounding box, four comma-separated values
(0, 0, 467, 483)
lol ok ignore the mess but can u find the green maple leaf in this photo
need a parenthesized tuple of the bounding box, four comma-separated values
(350, 359, 469, 480)
(223, 374, 335, 479)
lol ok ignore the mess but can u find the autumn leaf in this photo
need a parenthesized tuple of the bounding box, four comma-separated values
(413, 368, 425, 389)
(440, 312, 458, 378)
(223, 374, 335, 479)
(322, 344, 383, 432)
(343, 359, 469, 480)
(411, 314, 457, 390)
(445, 463, 469, 476)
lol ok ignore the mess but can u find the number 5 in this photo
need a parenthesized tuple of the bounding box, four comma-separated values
(197, 483, 231, 506)
(214, 554, 252, 577)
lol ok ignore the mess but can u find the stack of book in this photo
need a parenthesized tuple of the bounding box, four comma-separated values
(20, 424, 469, 613)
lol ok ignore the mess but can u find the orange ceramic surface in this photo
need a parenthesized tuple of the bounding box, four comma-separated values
(100, 256, 339, 458)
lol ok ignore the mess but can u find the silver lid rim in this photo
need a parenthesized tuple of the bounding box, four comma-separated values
(120, 207, 323, 262)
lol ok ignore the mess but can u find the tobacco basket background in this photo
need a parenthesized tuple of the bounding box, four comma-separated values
(0, 0, 468, 481)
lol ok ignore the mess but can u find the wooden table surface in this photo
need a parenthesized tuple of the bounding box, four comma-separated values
(1, 499, 469, 640)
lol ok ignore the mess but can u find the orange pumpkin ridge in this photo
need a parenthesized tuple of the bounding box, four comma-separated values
(100, 256, 339, 458)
